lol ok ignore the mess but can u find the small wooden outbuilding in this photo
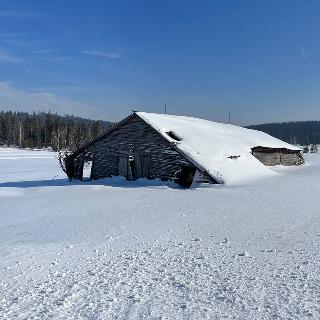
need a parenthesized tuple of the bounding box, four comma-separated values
(64, 112, 304, 187)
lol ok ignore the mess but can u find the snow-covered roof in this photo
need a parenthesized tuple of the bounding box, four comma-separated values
(137, 112, 301, 185)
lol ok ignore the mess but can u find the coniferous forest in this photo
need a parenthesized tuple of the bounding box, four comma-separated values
(246, 121, 320, 145)
(0, 111, 112, 151)
(1, 110, 320, 151)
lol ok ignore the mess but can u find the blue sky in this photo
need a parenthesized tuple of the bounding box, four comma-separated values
(0, 0, 320, 125)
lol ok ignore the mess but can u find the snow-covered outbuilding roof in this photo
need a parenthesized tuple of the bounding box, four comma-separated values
(137, 112, 301, 185)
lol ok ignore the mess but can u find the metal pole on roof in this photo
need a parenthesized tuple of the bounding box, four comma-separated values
(228, 111, 231, 124)
(165, 102, 167, 114)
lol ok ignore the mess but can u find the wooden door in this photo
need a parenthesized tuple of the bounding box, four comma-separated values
(134, 153, 151, 179)
(141, 154, 151, 178)
(118, 154, 128, 178)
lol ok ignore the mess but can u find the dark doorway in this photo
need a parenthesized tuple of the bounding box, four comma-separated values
(128, 155, 135, 180)
(175, 165, 197, 188)
(118, 151, 151, 181)
(118, 151, 134, 180)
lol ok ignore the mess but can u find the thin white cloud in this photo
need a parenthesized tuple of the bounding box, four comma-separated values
(298, 45, 307, 61)
(0, 10, 42, 19)
(33, 85, 87, 92)
(82, 50, 121, 59)
(30, 49, 53, 54)
(0, 82, 96, 116)
(5, 38, 33, 47)
(0, 33, 35, 48)
(45, 57, 70, 61)
(1, 32, 22, 38)
(0, 48, 23, 63)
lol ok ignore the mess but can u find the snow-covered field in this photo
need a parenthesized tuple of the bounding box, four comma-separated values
(1, 148, 320, 319)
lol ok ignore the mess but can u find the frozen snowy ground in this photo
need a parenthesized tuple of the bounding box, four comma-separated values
(0, 147, 320, 319)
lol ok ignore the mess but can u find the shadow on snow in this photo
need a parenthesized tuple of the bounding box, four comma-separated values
(0, 178, 186, 189)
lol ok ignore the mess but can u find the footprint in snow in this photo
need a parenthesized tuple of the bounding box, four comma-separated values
(237, 251, 250, 257)
(51, 260, 58, 266)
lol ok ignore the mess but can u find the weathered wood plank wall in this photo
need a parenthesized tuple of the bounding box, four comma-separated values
(69, 114, 215, 184)
(252, 147, 304, 166)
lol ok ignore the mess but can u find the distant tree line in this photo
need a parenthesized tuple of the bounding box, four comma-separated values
(246, 121, 320, 145)
(0, 111, 112, 151)
(1, 111, 319, 151)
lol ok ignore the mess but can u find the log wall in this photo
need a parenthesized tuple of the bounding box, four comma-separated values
(252, 147, 304, 166)
(68, 115, 216, 184)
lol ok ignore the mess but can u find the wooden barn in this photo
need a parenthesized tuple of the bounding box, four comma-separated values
(64, 112, 304, 187)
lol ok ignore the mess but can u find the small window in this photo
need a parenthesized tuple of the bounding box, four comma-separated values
(166, 131, 182, 141)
